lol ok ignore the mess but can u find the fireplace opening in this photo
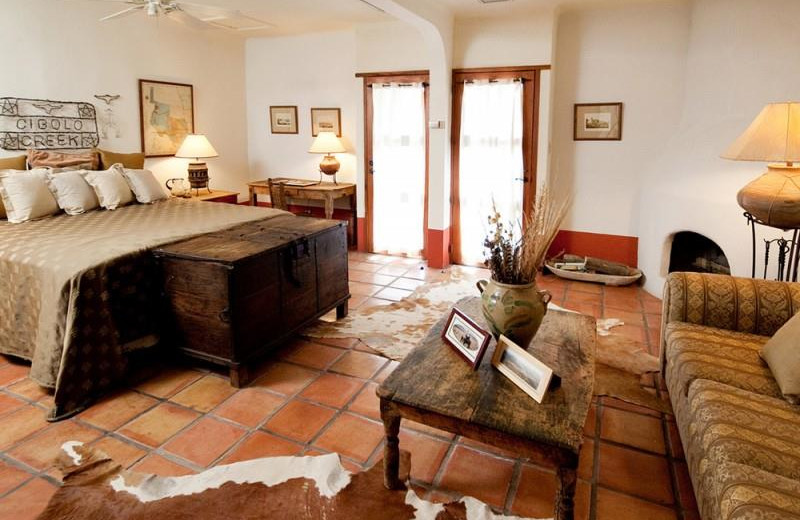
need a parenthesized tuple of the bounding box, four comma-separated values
(668, 231, 731, 275)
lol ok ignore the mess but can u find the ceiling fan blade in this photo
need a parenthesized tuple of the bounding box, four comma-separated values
(99, 5, 144, 21)
(168, 8, 212, 31)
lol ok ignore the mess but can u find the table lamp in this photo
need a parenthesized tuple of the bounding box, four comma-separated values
(308, 131, 345, 184)
(722, 102, 800, 228)
(176, 134, 219, 195)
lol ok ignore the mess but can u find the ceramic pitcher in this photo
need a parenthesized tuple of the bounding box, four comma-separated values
(476, 278, 552, 349)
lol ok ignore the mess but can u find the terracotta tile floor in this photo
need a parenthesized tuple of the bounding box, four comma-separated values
(0, 251, 697, 520)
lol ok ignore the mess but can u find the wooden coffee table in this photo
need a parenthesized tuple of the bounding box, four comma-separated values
(377, 297, 595, 520)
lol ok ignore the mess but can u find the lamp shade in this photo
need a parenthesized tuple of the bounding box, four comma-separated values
(722, 102, 800, 164)
(308, 132, 345, 154)
(175, 134, 219, 159)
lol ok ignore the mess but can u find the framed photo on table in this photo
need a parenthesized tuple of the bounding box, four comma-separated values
(442, 308, 491, 370)
(310, 108, 341, 137)
(270, 106, 299, 134)
(139, 79, 194, 157)
(492, 335, 555, 403)
(573, 102, 623, 141)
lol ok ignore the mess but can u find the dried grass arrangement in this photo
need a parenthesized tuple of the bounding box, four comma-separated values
(484, 187, 570, 285)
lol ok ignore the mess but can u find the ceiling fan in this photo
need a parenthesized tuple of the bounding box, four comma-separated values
(79, 0, 273, 32)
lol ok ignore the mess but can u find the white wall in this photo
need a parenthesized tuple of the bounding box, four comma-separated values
(453, 14, 554, 69)
(0, 0, 248, 197)
(245, 31, 360, 203)
(637, 0, 800, 293)
(550, 1, 690, 237)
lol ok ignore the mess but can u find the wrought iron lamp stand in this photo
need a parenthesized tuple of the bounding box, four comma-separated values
(745, 212, 800, 281)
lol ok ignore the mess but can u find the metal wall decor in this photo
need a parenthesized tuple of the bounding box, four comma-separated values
(94, 94, 122, 140)
(0, 97, 99, 150)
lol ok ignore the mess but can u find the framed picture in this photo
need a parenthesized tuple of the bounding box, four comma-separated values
(491, 335, 554, 403)
(139, 79, 194, 157)
(270, 106, 298, 134)
(573, 102, 623, 141)
(310, 108, 341, 137)
(441, 308, 491, 370)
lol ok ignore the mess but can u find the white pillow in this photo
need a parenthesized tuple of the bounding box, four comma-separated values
(84, 165, 134, 210)
(45, 170, 99, 215)
(0, 169, 60, 223)
(123, 168, 168, 204)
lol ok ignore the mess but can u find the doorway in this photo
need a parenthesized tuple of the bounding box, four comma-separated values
(361, 71, 430, 257)
(450, 67, 542, 266)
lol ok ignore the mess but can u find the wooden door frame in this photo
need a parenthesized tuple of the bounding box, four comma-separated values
(449, 65, 548, 265)
(358, 70, 431, 256)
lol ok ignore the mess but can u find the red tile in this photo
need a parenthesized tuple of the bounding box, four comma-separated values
(578, 438, 594, 480)
(373, 360, 399, 383)
(373, 287, 413, 302)
(0, 405, 49, 450)
(89, 436, 148, 469)
(134, 368, 204, 399)
(8, 421, 103, 471)
(212, 388, 286, 428)
(252, 362, 320, 396)
(311, 337, 359, 349)
(5, 379, 50, 404)
(131, 454, 195, 476)
(313, 413, 384, 464)
(602, 397, 662, 418)
(600, 407, 666, 454)
(263, 400, 335, 443)
(0, 364, 30, 387)
(220, 431, 303, 465)
(0, 478, 57, 520)
(438, 446, 514, 509)
(163, 416, 246, 467)
(396, 429, 450, 483)
(598, 442, 673, 504)
(118, 403, 200, 448)
(596, 487, 677, 520)
(300, 374, 364, 408)
(78, 390, 158, 431)
(347, 382, 380, 419)
(512, 464, 557, 518)
(568, 281, 603, 295)
(280, 341, 345, 370)
(169, 375, 238, 413)
(330, 351, 387, 379)
(0, 460, 32, 496)
(349, 270, 397, 286)
(0, 392, 27, 416)
(349, 281, 382, 297)
(584, 403, 597, 436)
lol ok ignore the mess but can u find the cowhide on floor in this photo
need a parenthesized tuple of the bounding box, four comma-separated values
(38, 442, 547, 520)
(304, 269, 668, 413)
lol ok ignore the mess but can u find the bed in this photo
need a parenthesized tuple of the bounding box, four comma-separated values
(0, 198, 288, 420)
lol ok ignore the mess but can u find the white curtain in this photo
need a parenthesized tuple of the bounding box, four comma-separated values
(371, 83, 426, 256)
(458, 80, 524, 265)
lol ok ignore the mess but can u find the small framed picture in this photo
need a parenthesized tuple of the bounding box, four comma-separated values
(441, 308, 491, 370)
(492, 335, 554, 403)
(573, 102, 623, 141)
(270, 106, 298, 134)
(311, 107, 341, 137)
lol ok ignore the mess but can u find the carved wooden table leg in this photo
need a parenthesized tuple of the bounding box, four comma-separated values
(555, 464, 578, 520)
(380, 399, 404, 490)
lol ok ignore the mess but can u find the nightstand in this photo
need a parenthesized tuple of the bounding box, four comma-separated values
(189, 190, 240, 204)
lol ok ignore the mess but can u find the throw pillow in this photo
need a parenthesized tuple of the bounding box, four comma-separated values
(0, 169, 60, 223)
(84, 165, 134, 210)
(94, 148, 146, 170)
(761, 310, 800, 404)
(0, 155, 26, 171)
(122, 168, 168, 204)
(45, 170, 100, 215)
(27, 149, 100, 170)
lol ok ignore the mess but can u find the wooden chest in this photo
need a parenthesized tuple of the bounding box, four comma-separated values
(153, 215, 349, 386)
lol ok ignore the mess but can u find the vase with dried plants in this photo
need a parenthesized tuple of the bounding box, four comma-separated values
(476, 187, 570, 348)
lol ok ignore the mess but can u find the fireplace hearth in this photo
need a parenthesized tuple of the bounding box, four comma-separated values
(668, 231, 730, 275)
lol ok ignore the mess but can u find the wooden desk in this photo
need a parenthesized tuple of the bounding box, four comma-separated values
(248, 178, 357, 241)
(377, 297, 595, 520)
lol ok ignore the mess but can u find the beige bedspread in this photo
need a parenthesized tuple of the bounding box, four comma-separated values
(0, 198, 287, 419)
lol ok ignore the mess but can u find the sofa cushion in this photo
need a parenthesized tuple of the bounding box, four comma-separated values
(761, 311, 800, 404)
(665, 322, 781, 399)
(684, 379, 800, 520)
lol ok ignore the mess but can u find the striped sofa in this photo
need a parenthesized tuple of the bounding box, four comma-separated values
(662, 272, 800, 520)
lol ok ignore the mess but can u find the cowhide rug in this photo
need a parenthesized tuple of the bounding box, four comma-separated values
(304, 269, 670, 414)
(39, 442, 546, 520)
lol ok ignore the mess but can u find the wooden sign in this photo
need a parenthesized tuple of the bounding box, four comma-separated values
(0, 97, 100, 150)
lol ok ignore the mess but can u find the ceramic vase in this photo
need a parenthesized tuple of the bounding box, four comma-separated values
(476, 278, 552, 349)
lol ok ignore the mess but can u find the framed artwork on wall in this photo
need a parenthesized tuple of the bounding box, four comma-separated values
(270, 106, 298, 134)
(573, 102, 623, 141)
(310, 108, 341, 137)
(139, 79, 194, 157)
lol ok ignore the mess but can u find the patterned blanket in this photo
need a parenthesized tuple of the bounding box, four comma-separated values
(0, 198, 287, 420)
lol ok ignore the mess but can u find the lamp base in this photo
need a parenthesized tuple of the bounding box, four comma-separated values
(319, 154, 340, 184)
(737, 164, 800, 229)
(187, 162, 211, 194)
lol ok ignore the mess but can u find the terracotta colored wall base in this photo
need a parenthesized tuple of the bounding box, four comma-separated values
(427, 228, 450, 269)
(548, 230, 639, 267)
(357, 218, 367, 252)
